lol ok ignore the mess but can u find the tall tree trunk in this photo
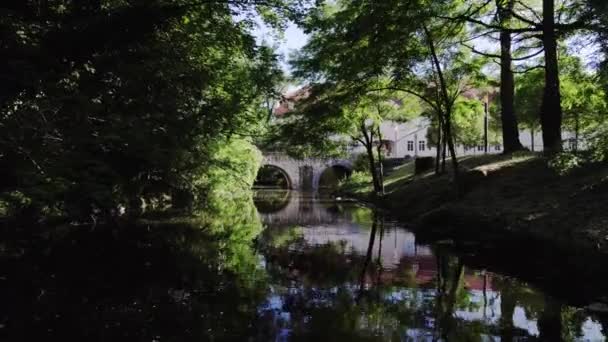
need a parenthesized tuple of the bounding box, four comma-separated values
(444, 115, 459, 175)
(575, 111, 580, 151)
(500, 283, 516, 341)
(498, 0, 525, 153)
(358, 213, 379, 297)
(376, 127, 385, 195)
(441, 124, 447, 173)
(438, 255, 465, 340)
(366, 144, 381, 194)
(531, 128, 535, 151)
(424, 25, 459, 177)
(375, 216, 385, 286)
(361, 123, 382, 194)
(435, 115, 443, 175)
(540, 0, 563, 154)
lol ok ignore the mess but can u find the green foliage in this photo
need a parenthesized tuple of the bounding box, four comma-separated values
(452, 99, 485, 147)
(338, 171, 372, 194)
(516, 53, 608, 156)
(349, 205, 375, 227)
(203, 139, 263, 199)
(428, 97, 487, 148)
(560, 55, 608, 133)
(0, 1, 286, 220)
(202, 193, 265, 277)
(2, 195, 270, 340)
(268, 81, 420, 159)
(261, 226, 304, 248)
(588, 122, 608, 162)
(290, 0, 489, 176)
(0, 191, 31, 217)
(515, 69, 544, 131)
(548, 152, 582, 175)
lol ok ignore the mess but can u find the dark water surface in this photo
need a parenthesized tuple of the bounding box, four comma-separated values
(1, 190, 607, 341)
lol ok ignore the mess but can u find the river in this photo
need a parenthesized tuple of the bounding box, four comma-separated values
(0, 190, 606, 341)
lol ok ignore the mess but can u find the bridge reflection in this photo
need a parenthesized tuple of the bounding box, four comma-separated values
(255, 190, 357, 227)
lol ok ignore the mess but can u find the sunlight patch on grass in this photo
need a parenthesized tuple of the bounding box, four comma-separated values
(383, 161, 415, 186)
(472, 154, 537, 174)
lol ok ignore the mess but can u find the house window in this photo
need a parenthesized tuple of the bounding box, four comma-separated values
(419, 140, 426, 151)
(477, 145, 484, 151)
(495, 144, 502, 151)
(407, 141, 414, 151)
(568, 139, 577, 150)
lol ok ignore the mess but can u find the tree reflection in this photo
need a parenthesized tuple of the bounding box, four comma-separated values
(255, 202, 607, 341)
(0, 194, 268, 341)
(256, 205, 591, 340)
(253, 189, 292, 214)
(359, 211, 380, 296)
(3, 193, 604, 341)
(435, 247, 468, 340)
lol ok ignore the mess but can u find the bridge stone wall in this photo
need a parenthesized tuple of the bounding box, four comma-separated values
(261, 153, 353, 191)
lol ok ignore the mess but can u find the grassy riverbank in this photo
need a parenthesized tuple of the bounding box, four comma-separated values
(341, 153, 608, 254)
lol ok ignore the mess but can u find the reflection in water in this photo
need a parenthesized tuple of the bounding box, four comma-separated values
(255, 191, 607, 341)
(0, 190, 606, 341)
(253, 189, 292, 213)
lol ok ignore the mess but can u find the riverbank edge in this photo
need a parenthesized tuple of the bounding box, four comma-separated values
(339, 157, 608, 257)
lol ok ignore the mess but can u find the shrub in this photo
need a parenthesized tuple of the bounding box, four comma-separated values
(548, 152, 582, 175)
(338, 171, 372, 194)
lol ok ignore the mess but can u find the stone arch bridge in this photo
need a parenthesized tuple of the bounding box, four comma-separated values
(261, 153, 353, 191)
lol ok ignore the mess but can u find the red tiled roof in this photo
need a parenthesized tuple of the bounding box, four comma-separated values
(273, 87, 311, 117)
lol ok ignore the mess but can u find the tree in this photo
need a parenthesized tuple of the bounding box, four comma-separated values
(0, 0, 290, 220)
(496, 0, 526, 153)
(559, 54, 607, 151)
(456, 0, 530, 153)
(515, 68, 544, 151)
(516, 51, 607, 152)
(540, 0, 563, 153)
(452, 0, 597, 154)
(452, 98, 487, 148)
(271, 83, 419, 195)
(290, 0, 489, 179)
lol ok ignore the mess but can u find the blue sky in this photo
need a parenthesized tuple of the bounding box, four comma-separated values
(253, 19, 308, 75)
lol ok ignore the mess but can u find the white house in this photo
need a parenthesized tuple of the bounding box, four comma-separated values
(275, 88, 582, 159)
(348, 116, 582, 159)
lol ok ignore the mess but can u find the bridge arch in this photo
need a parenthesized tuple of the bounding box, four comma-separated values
(254, 164, 293, 189)
(258, 153, 353, 191)
(318, 164, 353, 190)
